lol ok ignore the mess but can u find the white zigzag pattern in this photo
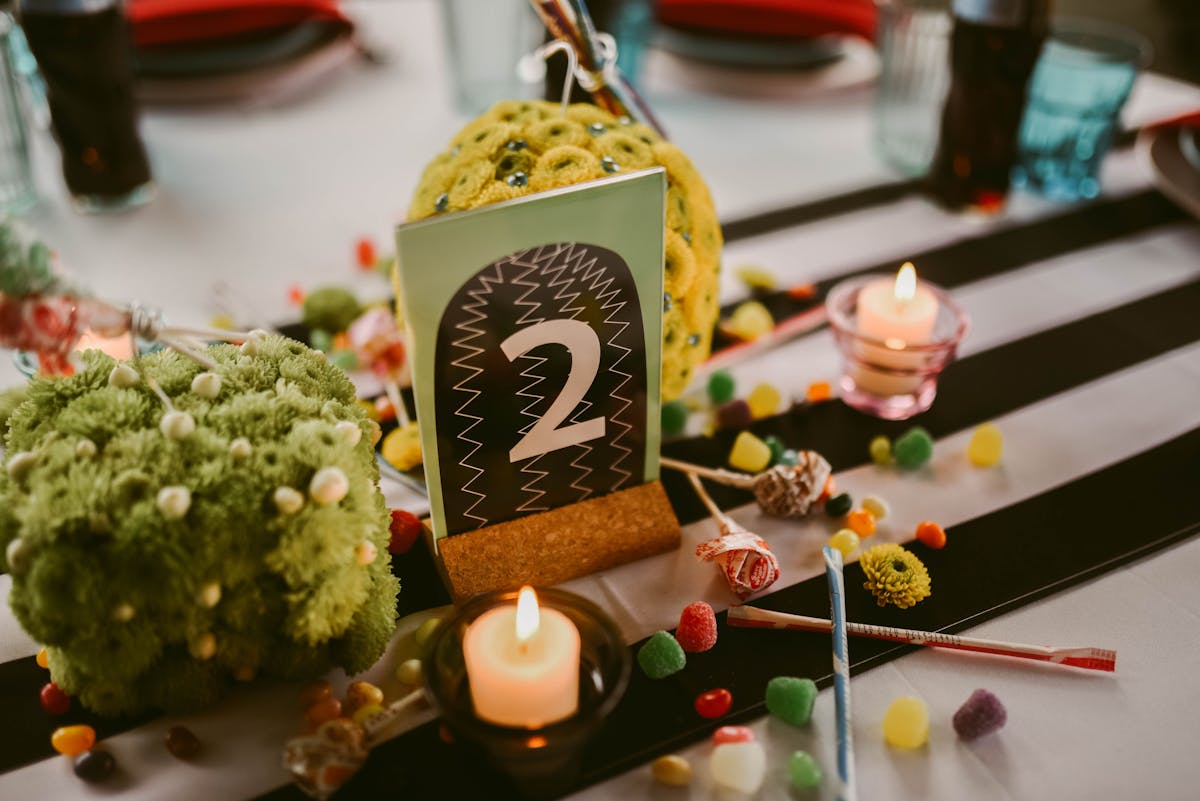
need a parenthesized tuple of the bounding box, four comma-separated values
(509, 247, 556, 512)
(546, 244, 597, 501)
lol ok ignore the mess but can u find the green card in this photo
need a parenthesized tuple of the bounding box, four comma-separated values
(395, 168, 667, 547)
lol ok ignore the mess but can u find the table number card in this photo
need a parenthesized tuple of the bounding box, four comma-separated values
(396, 169, 680, 597)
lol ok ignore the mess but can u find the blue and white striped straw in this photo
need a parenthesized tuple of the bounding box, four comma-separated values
(823, 545, 858, 801)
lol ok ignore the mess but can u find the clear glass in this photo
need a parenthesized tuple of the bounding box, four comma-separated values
(1013, 18, 1151, 201)
(441, 0, 543, 115)
(873, 0, 952, 177)
(0, 14, 35, 215)
(607, 0, 654, 88)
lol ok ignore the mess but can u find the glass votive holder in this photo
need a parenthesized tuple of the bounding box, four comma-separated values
(826, 275, 969, 420)
(422, 588, 631, 800)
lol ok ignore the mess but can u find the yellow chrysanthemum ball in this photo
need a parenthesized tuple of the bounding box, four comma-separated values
(859, 543, 932, 609)
(409, 100, 723, 401)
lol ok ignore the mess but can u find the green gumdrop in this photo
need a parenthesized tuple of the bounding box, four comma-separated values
(302, 286, 361, 334)
(788, 750, 822, 789)
(766, 676, 817, 726)
(779, 448, 799, 467)
(707, 370, 736, 404)
(309, 328, 333, 352)
(637, 630, 686, 679)
(893, 427, 934, 469)
(764, 435, 785, 466)
(824, 492, 853, 518)
(661, 401, 688, 436)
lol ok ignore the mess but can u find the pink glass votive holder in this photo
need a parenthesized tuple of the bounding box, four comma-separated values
(825, 275, 969, 420)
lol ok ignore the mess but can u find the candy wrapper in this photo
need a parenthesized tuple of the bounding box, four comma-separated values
(695, 521, 781, 598)
(662, 450, 832, 519)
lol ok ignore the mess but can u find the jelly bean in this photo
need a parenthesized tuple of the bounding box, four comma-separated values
(298, 679, 333, 708)
(787, 282, 817, 300)
(765, 676, 817, 727)
(805, 381, 832, 403)
(915, 520, 947, 549)
(746, 383, 782, 418)
(788, 750, 822, 790)
(712, 726, 755, 745)
(893, 427, 934, 469)
(676, 601, 717, 653)
(389, 509, 422, 555)
(728, 431, 772, 473)
(637, 631, 686, 679)
(967, 422, 1003, 467)
(165, 725, 202, 759)
(51, 725, 95, 757)
(824, 492, 853, 518)
(710, 742, 767, 794)
(695, 688, 733, 719)
(414, 617, 441, 646)
(883, 695, 929, 749)
(305, 698, 343, 731)
(309, 328, 333, 352)
(36, 646, 49, 669)
(717, 399, 753, 430)
(869, 435, 892, 466)
(651, 755, 693, 786)
(764, 435, 785, 465)
(287, 284, 306, 306)
(724, 301, 774, 341)
(862, 495, 890, 520)
(827, 529, 860, 558)
(661, 400, 688, 436)
(953, 689, 1007, 740)
(395, 658, 423, 687)
(707, 370, 736, 404)
(344, 681, 384, 716)
(817, 475, 837, 503)
(846, 509, 877, 538)
(40, 682, 70, 715)
(356, 238, 377, 269)
(73, 749, 115, 783)
(735, 265, 777, 291)
(352, 703, 386, 726)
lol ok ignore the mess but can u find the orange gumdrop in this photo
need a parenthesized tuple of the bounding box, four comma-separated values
(915, 521, 947, 549)
(846, 509, 877, 538)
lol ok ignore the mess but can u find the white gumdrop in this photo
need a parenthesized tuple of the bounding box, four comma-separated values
(6, 451, 35, 481)
(273, 486, 305, 515)
(229, 438, 253, 459)
(160, 410, 196, 440)
(108, 364, 140, 388)
(157, 486, 192, 520)
(710, 742, 767, 795)
(335, 420, 362, 447)
(309, 466, 349, 505)
(75, 439, 97, 458)
(191, 372, 222, 399)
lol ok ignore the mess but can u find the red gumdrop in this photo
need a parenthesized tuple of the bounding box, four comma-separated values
(356, 238, 377, 270)
(675, 602, 718, 653)
(695, 688, 732, 719)
(40, 682, 70, 716)
(389, 509, 422, 555)
(712, 725, 755, 745)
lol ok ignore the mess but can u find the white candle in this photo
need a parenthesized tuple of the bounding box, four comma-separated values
(853, 263, 938, 395)
(463, 586, 581, 728)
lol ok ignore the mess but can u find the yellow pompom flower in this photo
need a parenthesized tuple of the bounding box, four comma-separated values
(859, 543, 932, 609)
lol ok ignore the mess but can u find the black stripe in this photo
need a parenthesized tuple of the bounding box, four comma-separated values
(721, 180, 921, 242)
(258, 426, 1200, 800)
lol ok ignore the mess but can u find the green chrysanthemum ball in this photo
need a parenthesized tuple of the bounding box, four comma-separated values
(409, 100, 724, 401)
(0, 336, 398, 715)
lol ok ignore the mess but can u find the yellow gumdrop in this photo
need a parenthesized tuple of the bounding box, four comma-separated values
(724, 301, 774, 341)
(967, 423, 1003, 467)
(735, 265, 778, 292)
(746, 383, 782, 419)
(883, 696, 929, 749)
(357, 398, 381, 422)
(827, 529, 860, 558)
(382, 423, 423, 471)
(729, 431, 772, 473)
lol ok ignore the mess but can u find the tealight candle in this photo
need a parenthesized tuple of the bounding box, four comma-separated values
(852, 263, 937, 395)
(463, 586, 581, 728)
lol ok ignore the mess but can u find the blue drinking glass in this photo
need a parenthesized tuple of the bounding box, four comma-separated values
(1013, 19, 1151, 201)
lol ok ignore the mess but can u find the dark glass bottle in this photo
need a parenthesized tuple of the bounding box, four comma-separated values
(928, 0, 1050, 213)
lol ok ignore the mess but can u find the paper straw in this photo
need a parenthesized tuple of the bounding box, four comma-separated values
(727, 605, 1117, 672)
(823, 545, 857, 801)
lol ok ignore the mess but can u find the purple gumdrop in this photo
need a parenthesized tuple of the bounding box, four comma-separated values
(717, 399, 753, 430)
(953, 689, 1007, 740)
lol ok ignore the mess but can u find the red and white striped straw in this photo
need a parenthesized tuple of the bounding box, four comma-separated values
(727, 605, 1116, 672)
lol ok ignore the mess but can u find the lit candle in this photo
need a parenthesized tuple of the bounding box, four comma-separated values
(462, 586, 581, 728)
(852, 263, 938, 395)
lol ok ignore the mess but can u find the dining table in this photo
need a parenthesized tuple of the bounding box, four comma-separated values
(2, 2, 1200, 800)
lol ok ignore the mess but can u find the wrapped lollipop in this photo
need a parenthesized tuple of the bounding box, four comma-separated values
(347, 307, 411, 427)
(687, 472, 780, 598)
(661, 450, 832, 518)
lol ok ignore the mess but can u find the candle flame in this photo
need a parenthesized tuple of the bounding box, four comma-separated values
(515, 586, 539, 644)
(895, 262, 917, 303)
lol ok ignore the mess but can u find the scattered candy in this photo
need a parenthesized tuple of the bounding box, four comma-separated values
(817, 475, 836, 502)
(827, 529, 860, 558)
(73, 749, 115, 782)
(51, 724, 96, 757)
(710, 741, 767, 794)
(388, 509, 422, 554)
(967, 423, 1004, 467)
(309, 467, 349, 505)
(395, 658, 422, 687)
(893, 427, 934, 469)
(310, 329, 333, 352)
(694, 688, 733, 719)
(728, 431, 772, 473)
(707, 369, 735, 404)
(344, 681, 384, 717)
(717, 398, 753, 430)
(860, 543, 932, 608)
(351, 703, 385, 726)
(869, 435, 892, 465)
(637, 630, 686, 679)
(712, 725, 755, 745)
(735, 264, 777, 291)
(953, 689, 1007, 740)
(661, 400, 688, 436)
(159, 410, 196, 440)
(862, 495, 889, 520)
(651, 754, 693, 787)
(805, 381, 832, 403)
(298, 680, 333, 709)
(746, 382, 782, 418)
(765, 676, 817, 727)
(751, 452, 833, 518)
(764, 434, 785, 465)
(355, 238, 377, 269)
(274, 486, 305, 515)
(695, 524, 780, 598)
(788, 750, 822, 790)
(883, 695, 929, 749)
(724, 300, 774, 341)
(287, 284, 306, 306)
(846, 509, 877, 538)
(156, 486, 192, 520)
(676, 601, 718, 653)
(305, 697, 343, 731)
(788, 282, 817, 300)
(825, 492, 853, 518)
(381, 423, 423, 472)
(36, 646, 49, 669)
(414, 617, 441, 646)
(40, 682, 70, 715)
(915, 520, 947, 549)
